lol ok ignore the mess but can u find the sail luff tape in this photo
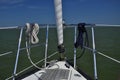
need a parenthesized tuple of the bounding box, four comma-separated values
(54, 0, 63, 45)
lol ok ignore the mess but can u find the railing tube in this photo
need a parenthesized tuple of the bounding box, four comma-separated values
(91, 26, 98, 80)
(74, 26, 77, 68)
(13, 27, 23, 80)
(44, 25, 49, 67)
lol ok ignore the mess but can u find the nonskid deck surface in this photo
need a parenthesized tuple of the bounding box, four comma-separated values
(40, 69, 69, 80)
(22, 61, 87, 80)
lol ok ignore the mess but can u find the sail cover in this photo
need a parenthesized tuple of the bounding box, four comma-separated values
(54, 0, 63, 46)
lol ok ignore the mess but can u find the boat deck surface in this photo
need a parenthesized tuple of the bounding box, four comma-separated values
(40, 69, 69, 80)
(22, 61, 87, 80)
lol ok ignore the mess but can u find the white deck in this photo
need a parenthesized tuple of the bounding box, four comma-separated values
(22, 61, 87, 80)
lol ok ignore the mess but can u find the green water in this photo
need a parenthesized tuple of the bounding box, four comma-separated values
(0, 27, 120, 80)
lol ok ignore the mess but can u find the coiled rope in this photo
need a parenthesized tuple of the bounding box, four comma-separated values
(26, 23, 39, 44)
(26, 23, 42, 70)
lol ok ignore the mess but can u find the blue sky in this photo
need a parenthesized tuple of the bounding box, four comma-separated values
(0, 0, 120, 26)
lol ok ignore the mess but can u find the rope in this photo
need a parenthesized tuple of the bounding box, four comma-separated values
(25, 23, 42, 70)
(69, 23, 89, 61)
(26, 41, 42, 70)
(19, 51, 58, 74)
(26, 23, 39, 44)
(6, 51, 58, 80)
